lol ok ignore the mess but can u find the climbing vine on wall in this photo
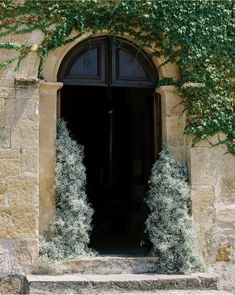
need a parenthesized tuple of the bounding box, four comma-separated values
(0, 0, 234, 153)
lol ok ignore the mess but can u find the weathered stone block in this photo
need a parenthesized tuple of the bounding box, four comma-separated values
(0, 208, 38, 238)
(215, 262, 235, 293)
(167, 135, 186, 147)
(16, 52, 40, 79)
(9, 127, 21, 150)
(12, 238, 39, 274)
(11, 123, 39, 149)
(217, 206, 235, 235)
(208, 146, 235, 177)
(4, 98, 17, 127)
(192, 185, 215, 221)
(0, 159, 20, 178)
(5, 97, 39, 128)
(0, 183, 7, 196)
(0, 149, 20, 159)
(26, 30, 44, 46)
(21, 126, 39, 149)
(21, 149, 39, 178)
(216, 243, 232, 262)
(165, 94, 183, 116)
(15, 85, 39, 100)
(0, 98, 4, 128)
(192, 185, 215, 262)
(7, 177, 38, 209)
(221, 156, 235, 177)
(0, 182, 7, 207)
(193, 134, 227, 148)
(0, 78, 14, 88)
(0, 275, 25, 294)
(0, 240, 12, 274)
(220, 177, 235, 204)
(0, 195, 5, 207)
(0, 87, 15, 99)
(190, 148, 216, 185)
(0, 128, 10, 148)
(172, 146, 186, 162)
(165, 116, 185, 136)
(0, 50, 18, 79)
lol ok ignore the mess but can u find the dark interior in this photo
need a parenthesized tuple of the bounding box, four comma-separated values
(60, 85, 155, 254)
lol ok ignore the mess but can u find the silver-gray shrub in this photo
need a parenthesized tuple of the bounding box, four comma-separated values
(145, 147, 204, 274)
(40, 119, 95, 260)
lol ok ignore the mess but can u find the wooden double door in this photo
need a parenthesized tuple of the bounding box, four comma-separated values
(58, 37, 161, 251)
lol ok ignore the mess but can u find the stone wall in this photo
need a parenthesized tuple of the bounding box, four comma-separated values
(0, 78, 39, 279)
(190, 144, 235, 293)
(0, 31, 234, 294)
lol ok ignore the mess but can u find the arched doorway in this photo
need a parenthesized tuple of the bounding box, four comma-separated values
(58, 36, 161, 254)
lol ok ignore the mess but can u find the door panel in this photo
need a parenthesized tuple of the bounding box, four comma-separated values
(58, 39, 107, 86)
(58, 37, 158, 88)
(69, 47, 99, 77)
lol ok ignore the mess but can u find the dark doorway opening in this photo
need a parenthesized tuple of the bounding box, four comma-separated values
(60, 85, 157, 254)
(58, 36, 161, 254)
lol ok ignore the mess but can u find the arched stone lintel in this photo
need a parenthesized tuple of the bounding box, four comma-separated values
(42, 31, 179, 82)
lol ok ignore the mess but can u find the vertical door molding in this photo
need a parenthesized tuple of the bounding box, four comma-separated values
(152, 92, 162, 161)
(39, 81, 63, 233)
(155, 85, 186, 161)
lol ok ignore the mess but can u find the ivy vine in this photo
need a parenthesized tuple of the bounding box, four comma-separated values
(0, 0, 234, 154)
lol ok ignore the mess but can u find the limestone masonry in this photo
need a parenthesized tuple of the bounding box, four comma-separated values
(0, 31, 234, 294)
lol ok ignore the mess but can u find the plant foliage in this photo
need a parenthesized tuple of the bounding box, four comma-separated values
(40, 119, 94, 260)
(0, 0, 234, 153)
(145, 147, 204, 274)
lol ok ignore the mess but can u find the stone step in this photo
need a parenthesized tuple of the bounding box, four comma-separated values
(31, 256, 160, 275)
(70, 292, 232, 295)
(27, 273, 220, 294)
(77, 292, 233, 295)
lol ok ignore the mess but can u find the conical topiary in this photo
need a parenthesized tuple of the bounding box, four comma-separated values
(145, 146, 204, 274)
(40, 119, 95, 260)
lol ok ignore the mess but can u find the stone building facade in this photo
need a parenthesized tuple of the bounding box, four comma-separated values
(0, 30, 234, 293)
